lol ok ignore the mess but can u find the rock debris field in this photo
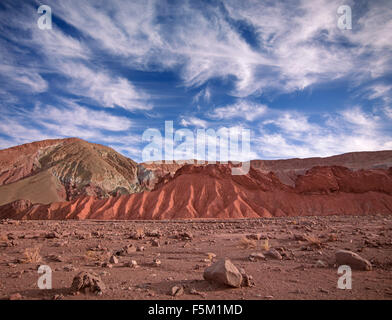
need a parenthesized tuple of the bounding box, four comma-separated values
(0, 215, 392, 300)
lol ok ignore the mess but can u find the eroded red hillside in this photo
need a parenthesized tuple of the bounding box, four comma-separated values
(1, 163, 392, 220)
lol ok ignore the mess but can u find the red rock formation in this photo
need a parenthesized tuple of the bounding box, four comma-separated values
(1, 163, 391, 220)
(1, 139, 392, 220)
(0, 138, 66, 185)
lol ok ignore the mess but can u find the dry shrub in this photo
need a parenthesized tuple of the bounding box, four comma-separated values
(238, 237, 256, 249)
(262, 239, 270, 251)
(23, 246, 42, 263)
(304, 235, 322, 248)
(85, 250, 107, 262)
(130, 227, 145, 239)
(136, 227, 144, 237)
(206, 252, 216, 261)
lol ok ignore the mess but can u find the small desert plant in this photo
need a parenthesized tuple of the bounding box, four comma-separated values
(130, 227, 145, 239)
(136, 227, 144, 237)
(85, 250, 108, 262)
(304, 235, 322, 248)
(23, 246, 42, 263)
(262, 239, 270, 251)
(238, 237, 257, 249)
(206, 252, 216, 261)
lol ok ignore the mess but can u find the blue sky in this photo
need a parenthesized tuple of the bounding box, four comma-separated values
(0, 0, 391, 162)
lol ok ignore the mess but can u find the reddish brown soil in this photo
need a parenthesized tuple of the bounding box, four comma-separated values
(0, 215, 391, 300)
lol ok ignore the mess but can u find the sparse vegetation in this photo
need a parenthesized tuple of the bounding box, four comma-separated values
(207, 252, 216, 261)
(304, 235, 322, 248)
(262, 239, 270, 251)
(85, 250, 108, 262)
(23, 246, 42, 263)
(238, 236, 257, 249)
(130, 227, 145, 239)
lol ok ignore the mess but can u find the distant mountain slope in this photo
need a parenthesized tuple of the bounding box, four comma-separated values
(1, 139, 391, 220)
(0, 138, 147, 206)
(144, 151, 392, 187)
(1, 164, 392, 220)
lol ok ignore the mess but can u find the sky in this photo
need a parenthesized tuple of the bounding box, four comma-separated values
(0, 0, 391, 162)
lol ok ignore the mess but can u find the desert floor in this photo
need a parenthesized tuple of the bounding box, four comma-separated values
(0, 215, 391, 300)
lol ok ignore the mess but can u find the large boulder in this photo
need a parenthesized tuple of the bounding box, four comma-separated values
(70, 271, 106, 295)
(335, 250, 372, 271)
(203, 259, 243, 288)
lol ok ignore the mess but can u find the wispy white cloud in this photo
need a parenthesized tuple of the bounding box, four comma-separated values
(193, 87, 211, 104)
(3, 0, 391, 100)
(0, 0, 391, 162)
(210, 100, 268, 121)
(55, 62, 152, 111)
(383, 106, 392, 119)
(2, 0, 392, 99)
(257, 106, 392, 159)
(34, 101, 133, 132)
(0, 101, 144, 159)
(180, 116, 208, 128)
(365, 83, 392, 104)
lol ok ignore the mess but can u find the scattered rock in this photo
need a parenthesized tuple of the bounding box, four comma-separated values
(125, 244, 137, 253)
(177, 232, 193, 241)
(7, 233, 16, 240)
(6, 261, 17, 267)
(9, 293, 22, 300)
(116, 244, 136, 256)
(102, 262, 113, 269)
(190, 288, 207, 298)
(63, 265, 77, 272)
(151, 239, 160, 247)
(249, 252, 266, 261)
(109, 255, 119, 264)
(171, 286, 184, 297)
(91, 231, 104, 238)
(335, 250, 372, 271)
(152, 259, 161, 267)
(146, 229, 162, 238)
(264, 248, 283, 260)
(246, 233, 263, 240)
(294, 234, 308, 241)
(315, 260, 328, 268)
(47, 254, 63, 262)
(136, 246, 145, 252)
(45, 231, 61, 239)
(89, 244, 105, 251)
(70, 271, 105, 295)
(239, 268, 255, 287)
(74, 232, 90, 240)
(203, 259, 243, 288)
(125, 260, 138, 268)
